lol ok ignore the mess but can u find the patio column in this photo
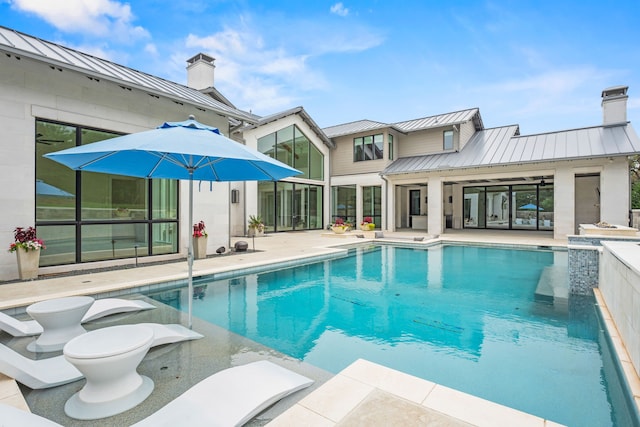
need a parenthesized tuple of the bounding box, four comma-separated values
(601, 157, 630, 226)
(554, 168, 574, 239)
(428, 177, 443, 236)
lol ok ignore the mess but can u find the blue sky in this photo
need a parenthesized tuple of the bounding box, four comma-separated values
(1, 0, 639, 135)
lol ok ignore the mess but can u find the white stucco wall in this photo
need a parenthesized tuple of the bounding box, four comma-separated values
(0, 54, 231, 280)
(599, 242, 640, 377)
(601, 157, 631, 226)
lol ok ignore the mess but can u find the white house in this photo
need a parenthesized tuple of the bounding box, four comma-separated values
(323, 87, 640, 240)
(1, 24, 639, 280)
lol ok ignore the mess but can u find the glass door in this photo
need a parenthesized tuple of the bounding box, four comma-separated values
(485, 186, 509, 229)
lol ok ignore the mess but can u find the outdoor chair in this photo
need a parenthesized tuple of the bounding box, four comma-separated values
(0, 298, 156, 337)
(0, 360, 313, 426)
(0, 323, 202, 389)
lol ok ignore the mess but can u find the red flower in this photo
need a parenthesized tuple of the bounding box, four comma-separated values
(193, 221, 207, 238)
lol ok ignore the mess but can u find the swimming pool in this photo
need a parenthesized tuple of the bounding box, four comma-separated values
(149, 243, 638, 427)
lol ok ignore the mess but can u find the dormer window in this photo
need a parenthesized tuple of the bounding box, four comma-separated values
(443, 130, 454, 150)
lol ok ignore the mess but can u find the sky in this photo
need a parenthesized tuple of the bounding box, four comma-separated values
(1, 0, 639, 135)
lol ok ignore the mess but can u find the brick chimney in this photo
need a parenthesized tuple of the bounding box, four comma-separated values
(601, 85, 628, 127)
(186, 53, 215, 90)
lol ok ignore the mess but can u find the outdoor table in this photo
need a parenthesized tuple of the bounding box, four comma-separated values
(63, 324, 154, 420)
(26, 296, 95, 352)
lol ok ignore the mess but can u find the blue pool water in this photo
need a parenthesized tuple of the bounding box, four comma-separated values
(150, 244, 637, 427)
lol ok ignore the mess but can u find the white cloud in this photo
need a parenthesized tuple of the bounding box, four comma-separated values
(330, 2, 349, 17)
(144, 43, 158, 56)
(9, 0, 149, 42)
(184, 27, 330, 114)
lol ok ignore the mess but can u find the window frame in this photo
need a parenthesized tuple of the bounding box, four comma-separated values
(443, 130, 454, 151)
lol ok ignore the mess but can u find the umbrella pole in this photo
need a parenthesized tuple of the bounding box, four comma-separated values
(188, 174, 194, 329)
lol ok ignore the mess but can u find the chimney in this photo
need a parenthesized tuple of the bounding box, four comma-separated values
(186, 53, 215, 90)
(601, 85, 628, 127)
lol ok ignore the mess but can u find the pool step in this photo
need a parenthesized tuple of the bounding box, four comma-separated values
(535, 266, 569, 303)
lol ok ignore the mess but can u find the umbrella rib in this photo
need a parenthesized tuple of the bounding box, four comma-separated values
(76, 152, 118, 169)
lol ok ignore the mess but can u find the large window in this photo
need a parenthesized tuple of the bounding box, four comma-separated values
(362, 186, 382, 228)
(36, 119, 179, 266)
(258, 125, 323, 180)
(258, 182, 323, 232)
(463, 183, 554, 230)
(353, 134, 383, 162)
(332, 185, 356, 225)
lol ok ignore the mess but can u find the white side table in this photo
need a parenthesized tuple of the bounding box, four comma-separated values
(26, 296, 95, 352)
(63, 324, 154, 420)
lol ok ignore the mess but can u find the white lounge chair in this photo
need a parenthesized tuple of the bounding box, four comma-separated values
(0, 361, 312, 426)
(0, 343, 83, 389)
(132, 360, 314, 427)
(0, 298, 156, 337)
(82, 298, 156, 323)
(0, 323, 202, 389)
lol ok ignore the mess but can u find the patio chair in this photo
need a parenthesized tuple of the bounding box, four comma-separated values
(0, 298, 156, 337)
(0, 361, 313, 427)
(0, 323, 202, 389)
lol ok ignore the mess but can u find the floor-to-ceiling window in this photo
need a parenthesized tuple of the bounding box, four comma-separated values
(463, 182, 554, 230)
(332, 186, 356, 225)
(258, 182, 324, 232)
(36, 119, 179, 266)
(256, 124, 325, 232)
(363, 186, 382, 228)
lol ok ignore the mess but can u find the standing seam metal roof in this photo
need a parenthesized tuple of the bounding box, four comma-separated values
(0, 26, 257, 122)
(382, 124, 640, 175)
(322, 108, 483, 139)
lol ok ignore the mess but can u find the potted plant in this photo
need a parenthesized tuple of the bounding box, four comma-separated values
(192, 220, 208, 259)
(8, 226, 45, 280)
(248, 215, 265, 237)
(331, 218, 348, 234)
(360, 216, 375, 231)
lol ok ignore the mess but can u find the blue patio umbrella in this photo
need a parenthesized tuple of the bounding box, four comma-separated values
(45, 116, 301, 328)
(518, 203, 544, 210)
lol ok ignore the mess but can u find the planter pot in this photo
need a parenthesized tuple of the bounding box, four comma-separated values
(248, 228, 264, 237)
(332, 226, 347, 234)
(360, 223, 375, 231)
(193, 236, 208, 259)
(16, 248, 40, 280)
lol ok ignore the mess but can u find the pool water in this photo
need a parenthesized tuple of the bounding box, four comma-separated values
(150, 244, 637, 427)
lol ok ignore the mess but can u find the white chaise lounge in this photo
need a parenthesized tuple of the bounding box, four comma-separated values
(0, 361, 313, 427)
(132, 360, 314, 427)
(0, 298, 156, 337)
(0, 323, 203, 389)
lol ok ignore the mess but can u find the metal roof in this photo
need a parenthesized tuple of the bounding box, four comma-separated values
(383, 123, 640, 175)
(0, 26, 257, 122)
(323, 120, 395, 138)
(393, 108, 483, 132)
(323, 108, 483, 139)
(240, 106, 334, 148)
